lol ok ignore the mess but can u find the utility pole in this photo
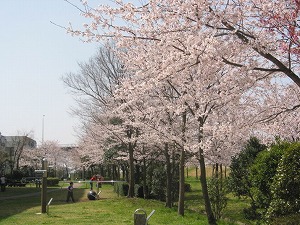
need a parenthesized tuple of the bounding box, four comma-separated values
(41, 158, 48, 213)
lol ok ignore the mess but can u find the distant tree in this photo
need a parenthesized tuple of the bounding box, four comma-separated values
(230, 137, 267, 199)
(62, 43, 126, 124)
(62, 43, 126, 168)
(0, 133, 8, 173)
(22, 140, 81, 179)
(63, 43, 142, 195)
(6, 131, 35, 175)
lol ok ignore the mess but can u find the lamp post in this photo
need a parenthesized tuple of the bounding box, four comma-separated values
(41, 157, 48, 213)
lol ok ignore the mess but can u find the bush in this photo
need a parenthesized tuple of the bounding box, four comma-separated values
(208, 176, 230, 220)
(249, 142, 285, 211)
(267, 214, 300, 225)
(114, 182, 129, 196)
(151, 166, 166, 201)
(266, 142, 300, 220)
(6, 170, 24, 180)
(47, 177, 59, 186)
(134, 184, 146, 198)
(229, 137, 266, 198)
(243, 203, 261, 220)
(185, 183, 191, 192)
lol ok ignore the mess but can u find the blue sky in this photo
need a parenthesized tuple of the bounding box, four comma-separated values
(0, 0, 99, 145)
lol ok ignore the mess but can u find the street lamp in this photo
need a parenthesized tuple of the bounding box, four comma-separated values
(41, 157, 48, 213)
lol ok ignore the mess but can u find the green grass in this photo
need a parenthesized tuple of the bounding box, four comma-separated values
(185, 176, 255, 225)
(0, 178, 252, 225)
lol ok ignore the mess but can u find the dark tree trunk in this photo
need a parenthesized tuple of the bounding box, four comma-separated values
(127, 142, 135, 198)
(186, 166, 189, 178)
(178, 112, 187, 216)
(198, 117, 217, 225)
(164, 143, 172, 208)
(171, 146, 177, 203)
(142, 157, 148, 199)
(178, 147, 185, 216)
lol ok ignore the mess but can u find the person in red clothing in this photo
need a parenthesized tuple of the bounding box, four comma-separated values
(90, 175, 97, 190)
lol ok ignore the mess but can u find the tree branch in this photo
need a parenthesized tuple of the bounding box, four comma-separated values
(222, 57, 282, 72)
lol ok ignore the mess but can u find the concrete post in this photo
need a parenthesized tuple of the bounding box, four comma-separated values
(41, 158, 48, 213)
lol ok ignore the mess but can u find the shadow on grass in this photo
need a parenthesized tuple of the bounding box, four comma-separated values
(0, 186, 89, 222)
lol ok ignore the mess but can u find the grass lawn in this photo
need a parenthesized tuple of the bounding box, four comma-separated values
(0, 176, 254, 225)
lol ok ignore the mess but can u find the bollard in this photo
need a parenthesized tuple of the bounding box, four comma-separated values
(46, 198, 53, 215)
(147, 210, 155, 221)
(134, 209, 147, 225)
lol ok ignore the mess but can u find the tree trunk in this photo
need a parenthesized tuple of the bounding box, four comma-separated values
(178, 147, 185, 216)
(117, 165, 120, 180)
(164, 143, 172, 208)
(127, 142, 135, 198)
(178, 111, 187, 216)
(198, 117, 217, 225)
(142, 157, 148, 199)
(171, 145, 176, 203)
(186, 166, 189, 178)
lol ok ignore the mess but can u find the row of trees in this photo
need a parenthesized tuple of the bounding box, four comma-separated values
(20, 141, 81, 180)
(62, 46, 300, 223)
(60, 1, 300, 224)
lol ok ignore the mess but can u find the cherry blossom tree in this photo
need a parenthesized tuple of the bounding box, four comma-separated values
(63, 43, 143, 197)
(250, 81, 300, 142)
(260, 0, 300, 64)
(21, 141, 81, 178)
(65, 0, 300, 87)
(21, 141, 60, 169)
(63, 1, 300, 224)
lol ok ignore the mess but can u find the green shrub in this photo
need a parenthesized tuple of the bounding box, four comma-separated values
(134, 184, 144, 198)
(266, 142, 300, 220)
(267, 213, 300, 225)
(229, 137, 267, 221)
(249, 143, 285, 211)
(208, 176, 230, 220)
(47, 177, 60, 186)
(243, 203, 261, 220)
(151, 166, 166, 201)
(114, 182, 129, 196)
(229, 137, 266, 198)
(185, 183, 191, 192)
